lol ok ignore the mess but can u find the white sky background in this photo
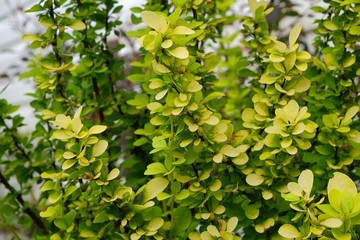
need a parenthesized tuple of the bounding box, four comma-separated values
(0, 0, 325, 134)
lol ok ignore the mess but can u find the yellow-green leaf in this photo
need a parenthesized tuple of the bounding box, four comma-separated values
(62, 159, 77, 170)
(147, 102, 163, 111)
(324, 20, 338, 31)
(155, 90, 168, 100)
(42, 109, 56, 120)
(278, 224, 301, 238)
(287, 182, 303, 196)
(209, 179, 222, 192)
(107, 168, 120, 181)
(22, 34, 40, 42)
(49, 190, 62, 203)
(141, 11, 168, 33)
(248, 0, 267, 17)
(343, 55, 356, 68)
(289, 24, 302, 47)
(298, 169, 313, 195)
(40, 181, 55, 192)
(143, 177, 169, 202)
(204, 116, 219, 125)
(286, 146, 298, 155)
(63, 151, 76, 159)
(146, 217, 164, 231)
(320, 218, 342, 228)
(284, 52, 296, 71)
(186, 81, 203, 92)
(343, 106, 359, 125)
(207, 225, 220, 237)
(168, 47, 189, 59)
(203, 92, 225, 103)
(89, 125, 107, 135)
(92, 140, 108, 157)
(71, 118, 83, 134)
(213, 153, 223, 163)
(68, 20, 86, 31)
(328, 172, 357, 197)
(171, 26, 195, 35)
(227, 217, 238, 232)
(269, 54, 285, 62)
(246, 173, 264, 186)
(161, 39, 173, 48)
(156, 63, 171, 73)
(220, 145, 240, 157)
(144, 162, 168, 175)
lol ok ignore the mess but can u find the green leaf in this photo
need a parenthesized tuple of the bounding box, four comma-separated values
(202, 92, 225, 103)
(169, 8, 182, 24)
(324, 21, 338, 31)
(93, 211, 108, 223)
(245, 204, 259, 219)
(143, 177, 169, 202)
(128, 74, 146, 83)
(54, 218, 67, 230)
(144, 162, 168, 175)
(332, 228, 351, 240)
(173, 0, 189, 8)
(50, 234, 62, 240)
(40, 181, 55, 191)
(173, 206, 192, 235)
(349, 25, 360, 35)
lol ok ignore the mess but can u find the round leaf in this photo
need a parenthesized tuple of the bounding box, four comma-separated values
(168, 47, 189, 59)
(246, 173, 264, 186)
(328, 172, 357, 197)
(107, 168, 120, 181)
(278, 224, 301, 238)
(92, 140, 108, 157)
(298, 169, 313, 195)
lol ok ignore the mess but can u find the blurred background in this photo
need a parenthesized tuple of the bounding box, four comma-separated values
(0, 0, 323, 239)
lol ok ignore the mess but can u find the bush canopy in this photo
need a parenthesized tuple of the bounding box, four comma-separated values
(1, 0, 360, 239)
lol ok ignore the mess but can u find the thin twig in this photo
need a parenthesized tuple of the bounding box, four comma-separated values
(0, 171, 47, 234)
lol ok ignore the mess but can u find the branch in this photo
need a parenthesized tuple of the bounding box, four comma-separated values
(0, 171, 48, 234)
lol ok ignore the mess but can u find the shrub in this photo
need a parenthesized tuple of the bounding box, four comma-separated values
(1, 0, 360, 239)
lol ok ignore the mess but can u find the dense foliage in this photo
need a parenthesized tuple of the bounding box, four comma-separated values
(1, 0, 360, 239)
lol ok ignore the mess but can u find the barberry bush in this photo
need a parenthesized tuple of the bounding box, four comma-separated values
(1, 0, 360, 239)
